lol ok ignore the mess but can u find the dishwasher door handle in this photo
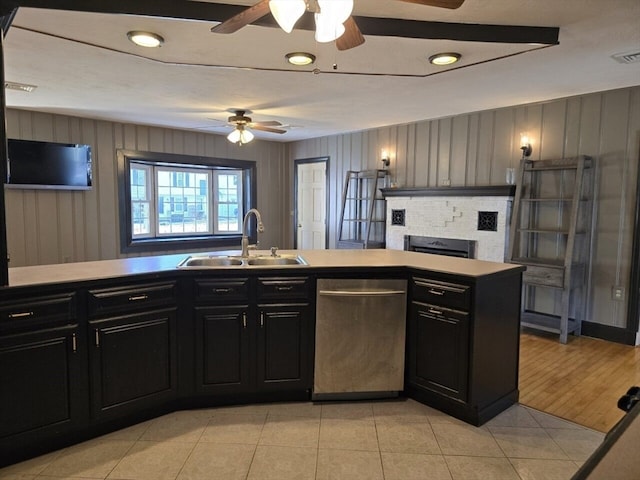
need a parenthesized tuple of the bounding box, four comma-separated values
(318, 290, 405, 297)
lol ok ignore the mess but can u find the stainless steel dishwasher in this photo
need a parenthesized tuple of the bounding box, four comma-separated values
(313, 278, 407, 400)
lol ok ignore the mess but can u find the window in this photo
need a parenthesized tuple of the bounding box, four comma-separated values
(118, 150, 256, 253)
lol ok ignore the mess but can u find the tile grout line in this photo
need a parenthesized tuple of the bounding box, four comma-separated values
(171, 411, 212, 480)
(239, 409, 269, 480)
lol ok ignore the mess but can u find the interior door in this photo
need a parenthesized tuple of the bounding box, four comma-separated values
(295, 160, 327, 249)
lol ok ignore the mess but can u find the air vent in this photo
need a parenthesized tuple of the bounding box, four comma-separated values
(4, 81, 37, 92)
(611, 50, 640, 64)
(391, 209, 405, 226)
(478, 211, 498, 232)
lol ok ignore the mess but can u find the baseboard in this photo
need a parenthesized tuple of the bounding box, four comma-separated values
(581, 321, 637, 345)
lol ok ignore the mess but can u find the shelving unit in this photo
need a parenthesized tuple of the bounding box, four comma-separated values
(337, 169, 387, 249)
(507, 156, 594, 343)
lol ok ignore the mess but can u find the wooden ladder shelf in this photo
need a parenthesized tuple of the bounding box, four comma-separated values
(337, 169, 387, 249)
(507, 156, 594, 343)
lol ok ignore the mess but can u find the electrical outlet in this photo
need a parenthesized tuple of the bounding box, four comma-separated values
(612, 286, 625, 301)
(442, 179, 451, 186)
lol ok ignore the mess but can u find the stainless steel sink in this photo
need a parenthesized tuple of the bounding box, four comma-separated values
(177, 256, 244, 268)
(246, 255, 307, 266)
(177, 254, 307, 268)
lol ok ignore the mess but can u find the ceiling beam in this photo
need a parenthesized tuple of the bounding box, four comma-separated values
(0, 0, 559, 45)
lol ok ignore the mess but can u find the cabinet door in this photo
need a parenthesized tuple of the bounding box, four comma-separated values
(195, 306, 251, 395)
(409, 301, 469, 402)
(256, 304, 312, 392)
(0, 325, 85, 442)
(89, 309, 177, 421)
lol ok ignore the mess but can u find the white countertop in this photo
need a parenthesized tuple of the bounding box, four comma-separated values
(7, 249, 524, 288)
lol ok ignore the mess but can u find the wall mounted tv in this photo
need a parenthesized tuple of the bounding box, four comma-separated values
(5, 138, 92, 190)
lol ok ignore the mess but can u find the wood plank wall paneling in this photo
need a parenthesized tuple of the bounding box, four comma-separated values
(4, 109, 289, 267)
(289, 86, 640, 331)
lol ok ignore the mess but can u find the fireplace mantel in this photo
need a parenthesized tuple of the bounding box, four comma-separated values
(382, 185, 515, 198)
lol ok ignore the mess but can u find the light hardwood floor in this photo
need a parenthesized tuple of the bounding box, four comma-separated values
(519, 329, 640, 433)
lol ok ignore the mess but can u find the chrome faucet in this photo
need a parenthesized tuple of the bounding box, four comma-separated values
(241, 208, 264, 258)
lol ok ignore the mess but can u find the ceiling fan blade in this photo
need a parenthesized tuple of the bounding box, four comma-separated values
(210, 0, 271, 34)
(251, 125, 287, 134)
(397, 0, 465, 9)
(251, 120, 283, 127)
(337, 17, 366, 51)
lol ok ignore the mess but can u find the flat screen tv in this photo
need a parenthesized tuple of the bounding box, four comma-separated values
(5, 138, 92, 190)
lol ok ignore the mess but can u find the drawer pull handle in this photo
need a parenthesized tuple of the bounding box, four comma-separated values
(276, 286, 293, 292)
(128, 294, 148, 301)
(260, 312, 264, 327)
(95, 329, 100, 347)
(8, 311, 33, 319)
(427, 289, 445, 296)
(72, 333, 77, 353)
(242, 313, 247, 329)
(428, 308, 443, 315)
(214, 288, 231, 293)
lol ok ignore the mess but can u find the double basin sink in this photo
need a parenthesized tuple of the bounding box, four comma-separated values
(177, 254, 308, 268)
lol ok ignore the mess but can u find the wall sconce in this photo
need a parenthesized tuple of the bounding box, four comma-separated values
(381, 150, 390, 168)
(520, 134, 533, 158)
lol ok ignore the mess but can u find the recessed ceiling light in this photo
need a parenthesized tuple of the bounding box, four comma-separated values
(127, 31, 164, 48)
(286, 52, 316, 66)
(428, 52, 461, 66)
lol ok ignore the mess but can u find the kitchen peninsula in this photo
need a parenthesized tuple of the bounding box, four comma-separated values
(0, 249, 524, 466)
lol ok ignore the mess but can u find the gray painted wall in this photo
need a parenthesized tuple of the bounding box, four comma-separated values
(289, 86, 640, 330)
(4, 109, 289, 266)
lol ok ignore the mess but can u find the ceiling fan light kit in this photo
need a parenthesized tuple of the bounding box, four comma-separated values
(269, 0, 306, 33)
(127, 31, 164, 48)
(227, 126, 254, 145)
(286, 52, 316, 66)
(429, 52, 461, 65)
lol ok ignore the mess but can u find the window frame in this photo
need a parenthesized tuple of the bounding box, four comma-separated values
(117, 149, 257, 254)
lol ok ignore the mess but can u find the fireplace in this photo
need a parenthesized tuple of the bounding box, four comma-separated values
(404, 235, 476, 259)
(383, 185, 515, 263)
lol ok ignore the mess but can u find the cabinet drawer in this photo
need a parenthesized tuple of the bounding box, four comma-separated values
(522, 265, 564, 288)
(195, 278, 250, 303)
(0, 293, 77, 333)
(257, 277, 310, 302)
(88, 282, 177, 317)
(412, 278, 470, 311)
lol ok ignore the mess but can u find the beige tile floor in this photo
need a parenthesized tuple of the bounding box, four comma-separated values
(0, 399, 605, 480)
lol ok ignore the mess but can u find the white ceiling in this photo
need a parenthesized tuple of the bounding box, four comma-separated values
(3, 0, 640, 142)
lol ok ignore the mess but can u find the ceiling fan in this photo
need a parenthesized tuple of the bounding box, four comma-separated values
(219, 110, 287, 145)
(211, 0, 466, 51)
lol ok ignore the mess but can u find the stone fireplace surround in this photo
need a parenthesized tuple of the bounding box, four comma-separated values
(383, 186, 515, 263)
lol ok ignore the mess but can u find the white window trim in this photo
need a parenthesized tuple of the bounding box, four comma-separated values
(213, 169, 243, 235)
(131, 163, 154, 239)
(129, 161, 243, 240)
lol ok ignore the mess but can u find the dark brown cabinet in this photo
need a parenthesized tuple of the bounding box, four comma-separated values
(407, 273, 521, 426)
(195, 305, 251, 395)
(0, 291, 87, 465)
(256, 303, 312, 392)
(409, 301, 469, 402)
(193, 275, 313, 397)
(87, 282, 178, 421)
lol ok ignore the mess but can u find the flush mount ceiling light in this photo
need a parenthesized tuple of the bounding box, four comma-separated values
(286, 52, 316, 66)
(127, 31, 164, 48)
(227, 125, 254, 146)
(428, 52, 461, 66)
